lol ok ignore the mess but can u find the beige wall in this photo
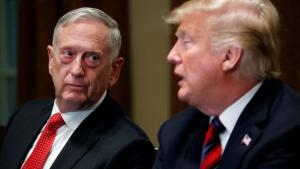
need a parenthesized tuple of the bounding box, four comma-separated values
(129, 0, 171, 146)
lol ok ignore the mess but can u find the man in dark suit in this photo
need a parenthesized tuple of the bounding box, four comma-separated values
(153, 0, 300, 169)
(0, 7, 155, 169)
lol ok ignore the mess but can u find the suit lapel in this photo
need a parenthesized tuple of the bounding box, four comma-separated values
(51, 94, 122, 169)
(181, 125, 208, 169)
(178, 111, 209, 169)
(220, 122, 263, 169)
(219, 79, 282, 169)
(50, 122, 101, 169)
(11, 101, 52, 169)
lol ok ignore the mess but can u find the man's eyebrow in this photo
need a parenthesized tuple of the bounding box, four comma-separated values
(85, 51, 103, 56)
(175, 30, 186, 38)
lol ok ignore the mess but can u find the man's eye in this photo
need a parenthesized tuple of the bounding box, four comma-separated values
(63, 51, 73, 57)
(182, 39, 193, 49)
(89, 55, 99, 62)
(60, 50, 74, 63)
(85, 53, 101, 67)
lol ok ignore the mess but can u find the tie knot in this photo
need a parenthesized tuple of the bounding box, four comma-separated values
(46, 113, 65, 132)
(211, 117, 225, 134)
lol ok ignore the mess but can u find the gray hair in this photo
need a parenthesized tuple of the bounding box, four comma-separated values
(166, 0, 280, 79)
(52, 7, 121, 62)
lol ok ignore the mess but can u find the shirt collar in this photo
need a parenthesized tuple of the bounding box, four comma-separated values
(217, 82, 263, 133)
(51, 90, 107, 130)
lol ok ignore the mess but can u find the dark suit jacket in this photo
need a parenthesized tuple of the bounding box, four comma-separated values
(0, 94, 155, 169)
(153, 79, 300, 169)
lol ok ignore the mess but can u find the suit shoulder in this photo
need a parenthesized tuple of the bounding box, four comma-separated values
(270, 82, 300, 114)
(259, 79, 300, 118)
(157, 107, 206, 145)
(99, 96, 153, 143)
(91, 110, 155, 162)
(13, 98, 52, 115)
(113, 114, 152, 142)
(17, 98, 53, 110)
(160, 107, 204, 133)
(282, 84, 300, 104)
(7, 99, 53, 127)
(268, 84, 300, 126)
(104, 98, 151, 141)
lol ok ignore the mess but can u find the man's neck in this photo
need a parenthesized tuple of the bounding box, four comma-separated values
(198, 78, 261, 116)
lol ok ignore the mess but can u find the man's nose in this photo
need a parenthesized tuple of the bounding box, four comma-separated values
(167, 42, 181, 64)
(71, 57, 84, 77)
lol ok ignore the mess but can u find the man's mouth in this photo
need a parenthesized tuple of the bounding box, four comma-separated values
(65, 84, 87, 90)
(174, 73, 184, 86)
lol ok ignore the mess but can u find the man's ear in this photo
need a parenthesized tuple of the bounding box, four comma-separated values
(108, 57, 124, 88)
(221, 46, 243, 72)
(47, 45, 54, 76)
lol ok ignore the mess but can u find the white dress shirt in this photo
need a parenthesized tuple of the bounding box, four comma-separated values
(22, 90, 107, 169)
(214, 82, 263, 153)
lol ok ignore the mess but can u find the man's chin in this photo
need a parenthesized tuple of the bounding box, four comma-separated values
(65, 95, 86, 103)
(177, 90, 187, 102)
(57, 97, 87, 112)
(61, 94, 87, 105)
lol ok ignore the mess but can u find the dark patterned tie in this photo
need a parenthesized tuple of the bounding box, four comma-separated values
(22, 113, 65, 169)
(200, 117, 225, 169)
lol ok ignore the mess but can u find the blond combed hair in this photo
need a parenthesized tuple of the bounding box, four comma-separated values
(166, 0, 280, 79)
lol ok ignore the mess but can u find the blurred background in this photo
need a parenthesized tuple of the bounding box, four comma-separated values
(0, 0, 300, 147)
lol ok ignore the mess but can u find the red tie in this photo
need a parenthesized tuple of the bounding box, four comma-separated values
(200, 117, 225, 169)
(22, 113, 65, 169)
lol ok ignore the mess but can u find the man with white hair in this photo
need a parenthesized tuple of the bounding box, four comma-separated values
(0, 7, 155, 169)
(153, 0, 300, 168)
